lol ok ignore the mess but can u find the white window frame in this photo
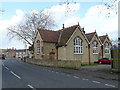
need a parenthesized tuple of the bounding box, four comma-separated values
(93, 41, 98, 54)
(74, 37, 83, 54)
(104, 42, 110, 54)
(36, 40, 40, 54)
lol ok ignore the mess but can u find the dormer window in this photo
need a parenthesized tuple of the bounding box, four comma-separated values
(93, 41, 98, 54)
(74, 37, 83, 54)
(36, 40, 40, 54)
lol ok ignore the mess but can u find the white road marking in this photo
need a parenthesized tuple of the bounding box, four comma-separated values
(10, 71, 21, 79)
(82, 78, 89, 80)
(27, 84, 34, 89)
(73, 76, 79, 79)
(92, 81, 101, 84)
(51, 71, 54, 72)
(105, 84, 116, 87)
(5, 66, 9, 70)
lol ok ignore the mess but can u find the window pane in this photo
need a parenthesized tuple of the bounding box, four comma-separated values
(74, 37, 83, 54)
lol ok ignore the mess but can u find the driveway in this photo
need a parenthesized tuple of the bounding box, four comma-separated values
(81, 65, 119, 81)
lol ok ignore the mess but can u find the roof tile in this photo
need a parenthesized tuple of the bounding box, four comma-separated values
(99, 35, 107, 43)
(85, 32, 96, 42)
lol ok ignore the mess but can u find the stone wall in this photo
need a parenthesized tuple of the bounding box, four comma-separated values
(111, 48, 120, 72)
(25, 58, 81, 70)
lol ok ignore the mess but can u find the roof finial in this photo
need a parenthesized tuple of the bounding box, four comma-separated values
(95, 30, 96, 32)
(78, 22, 79, 25)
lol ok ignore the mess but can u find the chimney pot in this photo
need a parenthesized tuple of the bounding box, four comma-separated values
(63, 24, 64, 30)
(83, 28, 85, 33)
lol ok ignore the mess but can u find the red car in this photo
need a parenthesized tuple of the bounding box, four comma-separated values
(98, 58, 112, 64)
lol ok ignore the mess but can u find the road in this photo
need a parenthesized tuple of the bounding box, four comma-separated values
(1, 58, 119, 89)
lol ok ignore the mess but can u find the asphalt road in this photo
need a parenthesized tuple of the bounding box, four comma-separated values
(1, 58, 119, 89)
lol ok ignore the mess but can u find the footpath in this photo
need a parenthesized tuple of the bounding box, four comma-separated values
(39, 64, 119, 81)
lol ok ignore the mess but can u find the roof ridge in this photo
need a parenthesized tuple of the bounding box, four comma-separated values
(63, 24, 79, 30)
(38, 28, 57, 32)
(99, 35, 107, 37)
(85, 31, 96, 35)
(56, 24, 79, 31)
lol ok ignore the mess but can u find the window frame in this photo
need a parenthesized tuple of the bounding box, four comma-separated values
(104, 42, 110, 54)
(92, 41, 98, 54)
(36, 40, 40, 54)
(74, 37, 83, 54)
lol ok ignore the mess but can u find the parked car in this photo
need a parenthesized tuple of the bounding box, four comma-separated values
(98, 58, 112, 64)
(20, 56, 26, 62)
(2, 54, 5, 60)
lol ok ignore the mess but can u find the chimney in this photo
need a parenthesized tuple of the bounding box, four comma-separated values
(62, 24, 64, 30)
(82, 27, 85, 33)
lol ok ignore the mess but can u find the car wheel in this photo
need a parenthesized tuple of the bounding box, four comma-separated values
(99, 61, 102, 64)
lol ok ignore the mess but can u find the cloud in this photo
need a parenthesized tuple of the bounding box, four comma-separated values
(0, 3, 118, 49)
(44, 3, 117, 40)
(44, 3, 80, 29)
(0, 9, 25, 49)
(80, 5, 118, 39)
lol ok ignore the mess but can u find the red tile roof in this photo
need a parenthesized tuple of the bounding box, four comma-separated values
(37, 24, 79, 45)
(85, 32, 96, 42)
(38, 28, 60, 43)
(58, 24, 79, 46)
(99, 35, 107, 43)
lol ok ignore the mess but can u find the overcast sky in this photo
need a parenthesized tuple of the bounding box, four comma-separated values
(0, 0, 118, 49)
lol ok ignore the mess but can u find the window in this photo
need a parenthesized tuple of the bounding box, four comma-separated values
(36, 40, 40, 54)
(74, 37, 83, 54)
(104, 42, 110, 54)
(93, 41, 98, 54)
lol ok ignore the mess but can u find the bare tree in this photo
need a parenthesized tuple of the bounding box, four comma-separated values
(60, 0, 119, 16)
(7, 10, 56, 46)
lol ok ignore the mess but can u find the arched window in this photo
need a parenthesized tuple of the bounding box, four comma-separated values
(104, 42, 110, 54)
(74, 37, 83, 54)
(36, 40, 40, 54)
(93, 41, 98, 54)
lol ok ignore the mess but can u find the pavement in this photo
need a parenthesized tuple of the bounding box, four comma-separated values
(36, 63, 119, 81)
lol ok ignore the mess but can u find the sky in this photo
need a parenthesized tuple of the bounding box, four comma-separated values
(0, 0, 118, 49)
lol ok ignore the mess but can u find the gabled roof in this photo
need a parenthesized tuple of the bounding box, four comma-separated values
(85, 32, 96, 42)
(37, 24, 79, 45)
(99, 35, 108, 43)
(37, 24, 90, 46)
(58, 24, 79, 46)
(99, 34, 112, 46)
(38, 28, 60, 43)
